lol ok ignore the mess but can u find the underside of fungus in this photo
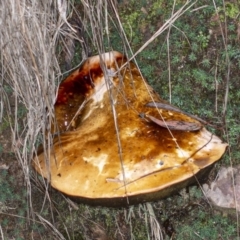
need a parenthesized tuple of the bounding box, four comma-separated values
(33, 51, 227, 207)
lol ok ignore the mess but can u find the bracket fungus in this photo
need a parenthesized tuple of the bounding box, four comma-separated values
(33, 51, 227, 207)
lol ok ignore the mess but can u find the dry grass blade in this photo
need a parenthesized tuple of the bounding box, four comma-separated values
(146, 203, 163, 240)
(120, 0, 197, 67)
(0, 0, 62, 224)
(0, 224, 4, 240)
(36, 213, 66, 240)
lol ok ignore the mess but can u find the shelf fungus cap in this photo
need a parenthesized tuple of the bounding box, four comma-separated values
(33, 51, 227, 207)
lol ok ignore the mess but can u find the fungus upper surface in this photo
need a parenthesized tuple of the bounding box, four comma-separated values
(33, 51, 227, 206)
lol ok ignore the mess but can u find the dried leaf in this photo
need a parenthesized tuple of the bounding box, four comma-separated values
(145, 114, 202, 131)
